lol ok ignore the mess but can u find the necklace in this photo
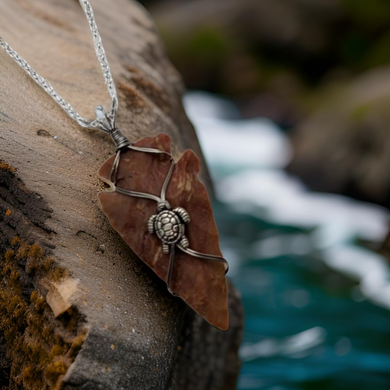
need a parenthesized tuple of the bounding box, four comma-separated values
(0, 0, 229, 330)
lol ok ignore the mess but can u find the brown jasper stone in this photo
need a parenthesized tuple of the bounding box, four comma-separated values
(98, 133, 229, 330)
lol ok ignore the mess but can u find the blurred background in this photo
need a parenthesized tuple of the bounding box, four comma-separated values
(141, 1, 390, 389)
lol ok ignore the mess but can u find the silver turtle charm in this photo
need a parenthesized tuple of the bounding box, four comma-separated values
(148, 201, 190, 254)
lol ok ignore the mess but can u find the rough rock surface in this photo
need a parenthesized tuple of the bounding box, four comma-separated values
(288, 67, 390, 208)
(0, 0, 243, 389)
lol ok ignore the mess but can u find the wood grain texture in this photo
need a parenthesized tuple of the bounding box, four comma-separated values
(0, 0, 243, 389)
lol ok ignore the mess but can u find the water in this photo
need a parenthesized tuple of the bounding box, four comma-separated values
(184, 92, 390, 390)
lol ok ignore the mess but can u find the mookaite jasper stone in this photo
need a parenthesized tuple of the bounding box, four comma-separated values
(98, 133, 229, 330)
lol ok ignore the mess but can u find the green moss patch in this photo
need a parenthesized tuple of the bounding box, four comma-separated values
(0, 239, 87, 389)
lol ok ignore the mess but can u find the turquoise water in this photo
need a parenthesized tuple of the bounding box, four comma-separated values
(214, 204, 390, 390)
(184, 92, 390, 390)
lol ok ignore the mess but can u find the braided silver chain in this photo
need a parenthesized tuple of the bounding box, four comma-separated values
(0, 0, 118, 131)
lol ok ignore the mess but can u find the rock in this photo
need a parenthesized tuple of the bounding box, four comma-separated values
(171, 281, 243, 390)
(0, 0, 243, 388)
(288, 66, 390, 208)
(44, 278, 80, 318)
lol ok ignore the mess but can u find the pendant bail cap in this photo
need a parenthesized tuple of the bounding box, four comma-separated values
(94, 105, 131, 150)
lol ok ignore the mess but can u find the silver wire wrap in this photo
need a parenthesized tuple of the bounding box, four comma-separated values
(111, 145, 229, 295)
(0, 0, 119, 134)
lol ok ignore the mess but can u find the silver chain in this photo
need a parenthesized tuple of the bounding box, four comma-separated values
(0, 0, 118, 132)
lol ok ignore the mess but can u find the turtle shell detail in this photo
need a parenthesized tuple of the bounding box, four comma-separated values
(148, 205, 191, 254)
(155, 210, 184, 244)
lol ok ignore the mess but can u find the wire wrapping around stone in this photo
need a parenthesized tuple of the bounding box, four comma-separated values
(110, 143, 229, 295)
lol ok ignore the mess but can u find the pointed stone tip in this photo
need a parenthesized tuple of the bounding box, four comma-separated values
(154, 133, 172, 153)
(213, 310, 230, 331)
(155, 132, 171, 144)
(201, 294, 229, 331)
(218, 322, 230, 332)
(181, 149, 201, 175)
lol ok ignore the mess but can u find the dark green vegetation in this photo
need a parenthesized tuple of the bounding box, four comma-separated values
(150, 0, 390, 126)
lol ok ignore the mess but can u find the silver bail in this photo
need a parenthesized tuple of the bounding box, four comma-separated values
(94, 106, 131, 150)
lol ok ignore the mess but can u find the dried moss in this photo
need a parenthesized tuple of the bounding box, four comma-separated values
(22, 366, 34, 380)
(16, 242, 31, 260)
(11, 236, 21, 247)
(0, 161, 15, 174)
(43, 257, 53, 271)
(0, 239, 88, 389)
(67, 333, 86, 359)
(29, 243, 44, 261)
(5, 250, 14, 264)
(45, 360, 67, 384)
(48, 266, 69, 282)
(48, 344, 65, 360)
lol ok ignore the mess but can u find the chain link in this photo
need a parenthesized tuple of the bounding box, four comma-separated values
(0, 0, 118, 131)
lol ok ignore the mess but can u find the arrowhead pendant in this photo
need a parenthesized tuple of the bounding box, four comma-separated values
(98, 133, 229, 330)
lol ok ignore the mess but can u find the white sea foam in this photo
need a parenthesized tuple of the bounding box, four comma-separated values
(183, 91, 240, 120)
(323, 245, 390, 311)
(240, 327, 326, 361)
(217, 169, 389, 242)
(184, 92, 293, 171)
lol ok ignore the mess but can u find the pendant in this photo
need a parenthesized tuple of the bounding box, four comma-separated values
(98, 132, 229, 330)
